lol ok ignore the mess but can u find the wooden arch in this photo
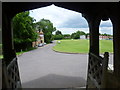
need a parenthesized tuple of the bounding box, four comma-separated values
(2, 2, 120, 89)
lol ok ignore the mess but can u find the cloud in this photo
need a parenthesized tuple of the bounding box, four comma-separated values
(55, 28, 89, 35)
(54, 27, 113, 35)
(29, 4, 113, 35)
(29, 4, 88, 28)
(100, 20, 113, 27)
(59, 15, 88, 28)
(100, 27, 113, 35)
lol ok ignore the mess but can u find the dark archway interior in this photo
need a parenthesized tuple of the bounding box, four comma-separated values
(2, 2, 120, 89)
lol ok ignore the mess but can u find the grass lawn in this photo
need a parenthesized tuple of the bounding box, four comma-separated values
(16, 47, 37, 56)
(100, 40, 113, 53)
(53, 39, 113, 54)
(0, 47, 37, 59)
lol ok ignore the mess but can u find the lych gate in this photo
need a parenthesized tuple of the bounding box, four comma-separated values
(2, 2, 120, 89)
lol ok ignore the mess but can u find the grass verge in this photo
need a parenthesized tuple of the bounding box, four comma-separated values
(0, 47, 37, 59)
(16, 47, 37, 56)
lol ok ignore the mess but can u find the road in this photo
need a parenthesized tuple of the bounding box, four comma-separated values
(18, 41, 113, 88)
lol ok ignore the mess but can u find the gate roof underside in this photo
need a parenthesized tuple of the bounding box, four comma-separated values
(2, 2, 119, 20)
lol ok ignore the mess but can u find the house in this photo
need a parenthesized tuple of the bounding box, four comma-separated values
(32, 30, 44, 47)
(87, 35, 113, 40)
(99, 35, 113, 40)
(80, 35, 86, 39)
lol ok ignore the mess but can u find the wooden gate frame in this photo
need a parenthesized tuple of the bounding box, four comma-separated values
(86, 52, 109, 89)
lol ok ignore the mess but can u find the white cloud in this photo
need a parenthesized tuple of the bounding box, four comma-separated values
(100, 27, 113, 35)
(29, 4, 113, 35)
(53, 28, 89, 35)
(29, 4, 83, 28)
(100, 20, 113, 27)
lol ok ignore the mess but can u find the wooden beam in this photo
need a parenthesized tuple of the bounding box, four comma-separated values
(83, 14, 101, 56)
(110, 14, 120, 77)
(2, 12, 16, 65)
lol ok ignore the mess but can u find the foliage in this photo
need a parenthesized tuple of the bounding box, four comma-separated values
(16, 47, 37, 56)
(53, 30, 64, 40)
(53, 34, 64, 40)
(12, 11, 38, 51)
(63, 34, 71, 39)
(99, 33, 112, 36)
(71, 31, 86, 39)
(55, 30, 62, 35)
(36, 19, 56, 43)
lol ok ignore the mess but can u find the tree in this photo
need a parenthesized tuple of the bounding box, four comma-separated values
(63, 34, 71, 39)
(71, 31, 86, 39)
(71, 32, 76, 39)
(53, 30, 64, 40)
(53, 34, 64, 40)
(76, 31, 86, 35)
(36, 19, 56, 43)
(12, 11, 38, 51)
(55, 30, 62, 35)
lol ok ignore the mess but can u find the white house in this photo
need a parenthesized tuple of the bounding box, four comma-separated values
(80, 35, 86, 39)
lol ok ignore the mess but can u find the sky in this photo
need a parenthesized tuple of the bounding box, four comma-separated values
(29, 4, 113, 35)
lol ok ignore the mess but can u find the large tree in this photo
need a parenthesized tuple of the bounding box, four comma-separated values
(12, 11, 38, 51)
(36, 19, 56, 43)
(71, 31, 86, 39)
(55, 30, 62, 35)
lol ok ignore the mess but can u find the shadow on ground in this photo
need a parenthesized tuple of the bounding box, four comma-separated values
(0, 60, 2, 89)
(22, 74, 86, 88)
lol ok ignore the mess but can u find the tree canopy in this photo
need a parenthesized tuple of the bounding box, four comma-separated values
(12, 11, 38, 51)
(36, 19, 56, 43)
(71, 31, 86, 39)
(55, 30, 62, 35)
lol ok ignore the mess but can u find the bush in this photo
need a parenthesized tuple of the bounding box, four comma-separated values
(14, 42, 32, 52)
(54, 35, 64, 40)
(63, 34, 71, 39)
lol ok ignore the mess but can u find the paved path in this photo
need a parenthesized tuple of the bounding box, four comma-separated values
(18, 41, 113, 88)
(18, 42, 88, 88)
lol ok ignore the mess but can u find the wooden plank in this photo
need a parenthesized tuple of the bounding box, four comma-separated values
(88, 74, 100, 89)
(90, 53, 103, 63)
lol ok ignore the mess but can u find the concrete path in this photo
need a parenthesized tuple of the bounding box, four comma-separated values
(18, 41, 113, 88)
(18, 41, 88, 88)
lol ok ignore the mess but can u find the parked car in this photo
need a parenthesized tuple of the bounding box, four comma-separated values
(50, 41, 53, 43)
(38, 43, 43, 47)
(43, 43, 46, 45)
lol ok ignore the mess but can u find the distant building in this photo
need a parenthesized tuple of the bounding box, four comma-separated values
(38, 30, 44, 44)
(32, 30, 44, 47)
(80, 35, 86, 39)
(87, 35, 113, 40)
(99, 35, 113, 40)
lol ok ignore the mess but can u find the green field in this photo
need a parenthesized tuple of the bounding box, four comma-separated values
(53, 39, 113, 54)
